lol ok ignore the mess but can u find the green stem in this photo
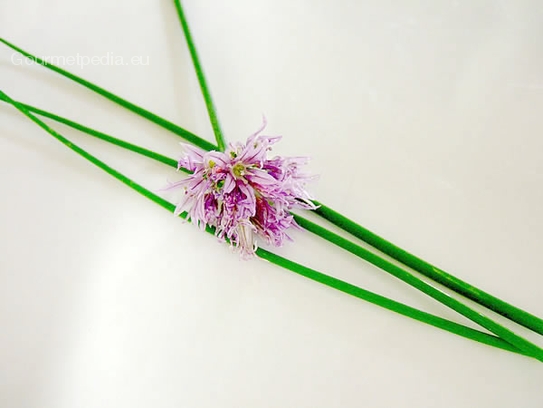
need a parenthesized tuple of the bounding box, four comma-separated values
(3, 38, 542, 338)
(1, 88, 531, 359)
(0, 37, 217, 152)
(312, 203, 543, 336)
(3, 95, 542, 361)
(172, 0, 227, 151)
(256, 248, 533, 359)
(291, 216, 543, 361)
(0, 95, 178, 169)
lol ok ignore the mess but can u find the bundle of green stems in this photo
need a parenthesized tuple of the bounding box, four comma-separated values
(1, 0, 541, 362)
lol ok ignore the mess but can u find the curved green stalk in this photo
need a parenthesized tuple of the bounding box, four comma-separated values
(172, 0, 227, 151)
(3, 95, 543, 361)
(1, 88, 533, 359)
(3, 38, 542, 337)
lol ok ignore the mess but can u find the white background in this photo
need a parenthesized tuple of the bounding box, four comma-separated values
(1, 0, 543, 407)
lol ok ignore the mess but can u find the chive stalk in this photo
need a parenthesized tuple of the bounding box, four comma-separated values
(1, 88, 533, 359)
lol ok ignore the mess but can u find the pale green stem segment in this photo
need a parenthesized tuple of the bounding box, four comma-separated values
(3, 94, 542, 361)
(172, 0, 227, 151)
(0, 89, 534, 359)
(2, 39, 542, 337)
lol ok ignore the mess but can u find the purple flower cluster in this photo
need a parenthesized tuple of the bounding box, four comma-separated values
(168, 119, 317, 258)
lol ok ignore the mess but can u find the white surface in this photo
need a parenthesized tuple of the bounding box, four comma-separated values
(1, 1, 543, 407)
